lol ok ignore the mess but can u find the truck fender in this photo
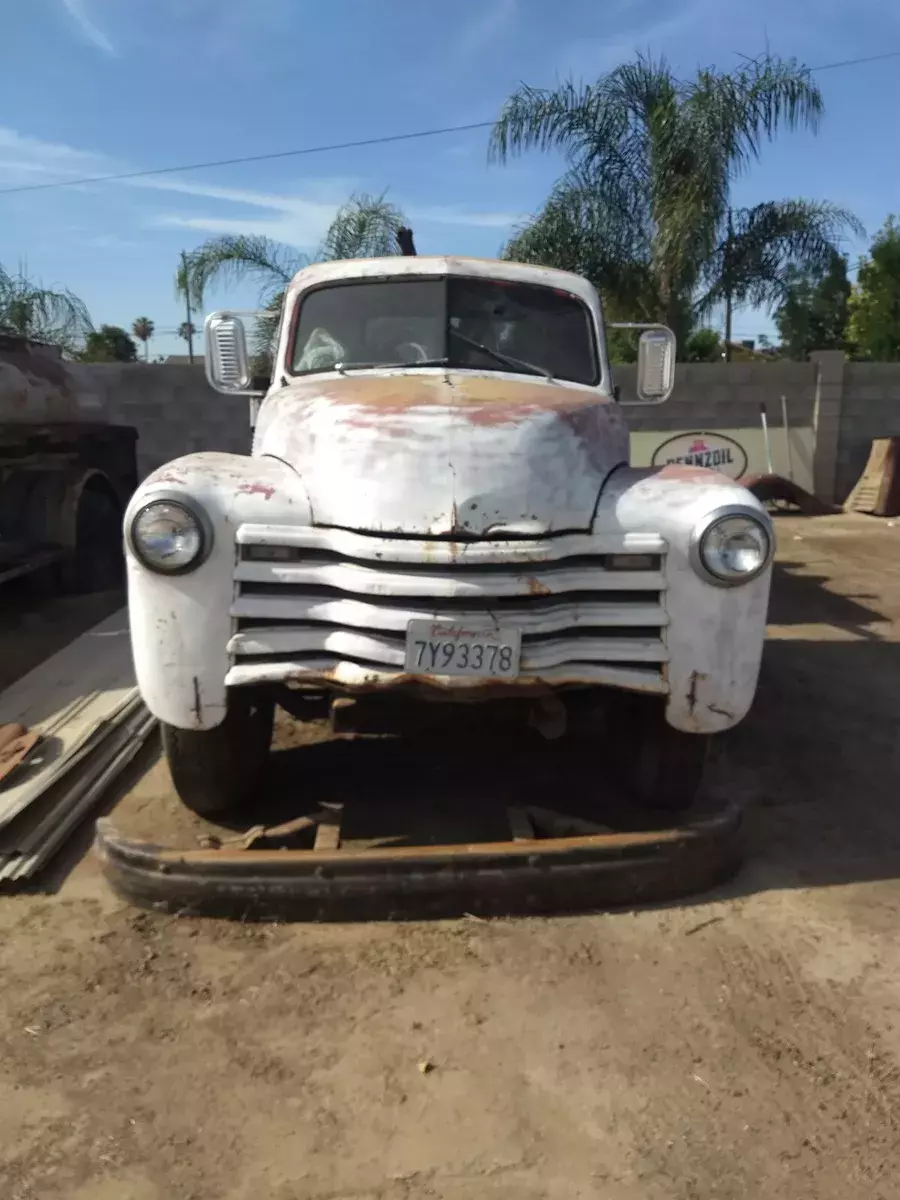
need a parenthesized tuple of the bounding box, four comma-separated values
(596, 464, 774, 734)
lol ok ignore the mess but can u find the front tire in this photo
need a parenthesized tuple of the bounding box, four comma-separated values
(162, 690, 274, 819)
(610, 699, 710, 814)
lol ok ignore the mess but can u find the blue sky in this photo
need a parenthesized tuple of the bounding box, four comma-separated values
(2, 0, 899, 357)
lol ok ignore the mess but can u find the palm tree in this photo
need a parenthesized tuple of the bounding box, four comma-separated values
(491, 54, 861, 355)
(176, 191, 406, 376)
(176, 192, 406, 311)
(0, 262, 93, 354)
(132, 316, 155, 361)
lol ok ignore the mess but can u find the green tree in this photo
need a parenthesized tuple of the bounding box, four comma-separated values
(847, 217, 900, 361)
(684, 328, 724, 362)
(773, 253, 850, 360)
(491, 55, 860, 354)
(0, 263, 92, 353)
(79, 324, 138, 363)
(132, 316, 155, 361)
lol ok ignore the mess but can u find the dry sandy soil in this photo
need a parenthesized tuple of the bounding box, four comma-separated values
(2, 513, 900, 1199)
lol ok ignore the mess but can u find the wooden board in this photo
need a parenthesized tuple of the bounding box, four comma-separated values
(845, 438, 900, 517)
(0, 610, 138, 829)
(0, 706, 156, 881)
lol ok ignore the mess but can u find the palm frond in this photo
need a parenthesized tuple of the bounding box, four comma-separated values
(319, 192, 405, 261)
(177, 236, 307, 309)
(502, 172, 657, 319)
(686, 55, 823, 186)
(490, 72, 656, 202)
(0, 267, 93, 351)
(696, 199, 863, 315)
(249, 291, 284, 376)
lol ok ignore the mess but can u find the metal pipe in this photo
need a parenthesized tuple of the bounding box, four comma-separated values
(781, 394, 794, 482)
(760, 403, 773, 474)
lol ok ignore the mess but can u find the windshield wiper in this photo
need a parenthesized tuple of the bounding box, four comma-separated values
(449, 330, 552, 379)
(334, 358, 449, 373)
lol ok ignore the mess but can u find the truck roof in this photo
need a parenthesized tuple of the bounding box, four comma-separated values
(287, 255, 598, 306)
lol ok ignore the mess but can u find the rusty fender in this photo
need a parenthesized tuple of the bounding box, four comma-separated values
(94, 802, 743, 921)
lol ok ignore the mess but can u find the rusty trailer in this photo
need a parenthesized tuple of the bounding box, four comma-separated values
(94, 797, 743, 921)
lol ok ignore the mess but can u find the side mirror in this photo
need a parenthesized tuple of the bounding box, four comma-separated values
(637, 328, 676, 402)
(609, 323, 676, 404)
(205, 312, 254, 394)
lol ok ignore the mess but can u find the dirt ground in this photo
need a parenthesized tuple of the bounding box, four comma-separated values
(2, 512, 900, 1200)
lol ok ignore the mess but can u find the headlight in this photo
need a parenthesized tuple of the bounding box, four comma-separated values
(691, 508, 772, 586)
(130, 500, 209, 574)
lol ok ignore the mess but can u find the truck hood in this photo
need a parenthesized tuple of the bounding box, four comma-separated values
(252, 371, 629, 536)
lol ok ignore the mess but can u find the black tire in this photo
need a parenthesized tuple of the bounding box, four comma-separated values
(161, 691, 275, 819)
(630, 720, 709, 813)
(609, 698, 709, 814)
(63, 485, 124, 593)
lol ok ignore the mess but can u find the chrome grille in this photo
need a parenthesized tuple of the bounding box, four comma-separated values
(227, 525, 669, 692)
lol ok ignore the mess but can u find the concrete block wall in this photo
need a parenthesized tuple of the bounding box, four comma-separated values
(7, 354, 896, 506)
(616, 362, 817, 433)
(837, 363, 900, 501)
(67, 363, 251, 481)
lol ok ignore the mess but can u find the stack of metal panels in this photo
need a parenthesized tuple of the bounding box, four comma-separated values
(0, 610, 155, 883)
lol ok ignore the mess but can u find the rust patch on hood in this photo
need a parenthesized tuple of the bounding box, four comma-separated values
(279, 372, 611, 420)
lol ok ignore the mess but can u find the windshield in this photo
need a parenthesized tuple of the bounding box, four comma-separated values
(290, 277, 599, 385)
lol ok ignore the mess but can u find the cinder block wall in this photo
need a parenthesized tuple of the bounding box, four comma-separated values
(837, 364, 900, 502)
(67, 363, 251, 480)
(7, 355, 897, 505)
(615, 362, 817, 432)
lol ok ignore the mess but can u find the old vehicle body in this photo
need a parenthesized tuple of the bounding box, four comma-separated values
(0, 334, 136, 593)
(123, 255, 774, 821)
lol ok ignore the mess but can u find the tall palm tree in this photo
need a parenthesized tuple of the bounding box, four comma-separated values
(132, 316, 155, 361)
(0, 262, 93, 354)
(491, 54, 861, 354)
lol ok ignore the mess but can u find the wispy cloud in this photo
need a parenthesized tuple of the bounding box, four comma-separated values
(407, 204, 522, 230)
(0, 127, 107, 186)
(60, 0, 117, 56)
(151, 192, 522, 246)
(0, 126, 521, 247)
(556, 0, 711, 80)
(456, 0, 519, 57)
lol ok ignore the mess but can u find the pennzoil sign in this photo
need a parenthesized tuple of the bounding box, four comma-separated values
(651, 431, 748, 479)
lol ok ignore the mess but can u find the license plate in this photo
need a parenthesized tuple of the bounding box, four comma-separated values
(404, 621, 521, 678)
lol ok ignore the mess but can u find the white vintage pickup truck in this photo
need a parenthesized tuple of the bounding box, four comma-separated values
(124, 255, 773, 818)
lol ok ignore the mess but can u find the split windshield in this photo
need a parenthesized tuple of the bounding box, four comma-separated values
(290, 276, 599, 385)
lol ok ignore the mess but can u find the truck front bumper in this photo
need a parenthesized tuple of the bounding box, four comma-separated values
(95, 796, 743, 921)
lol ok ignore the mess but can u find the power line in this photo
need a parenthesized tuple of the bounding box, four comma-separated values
(0, 121, 495, 197)
(1, 47, 898, 199)
(809, 49, 900, 71)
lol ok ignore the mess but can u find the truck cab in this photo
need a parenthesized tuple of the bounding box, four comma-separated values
(124, 256, 774, 817)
